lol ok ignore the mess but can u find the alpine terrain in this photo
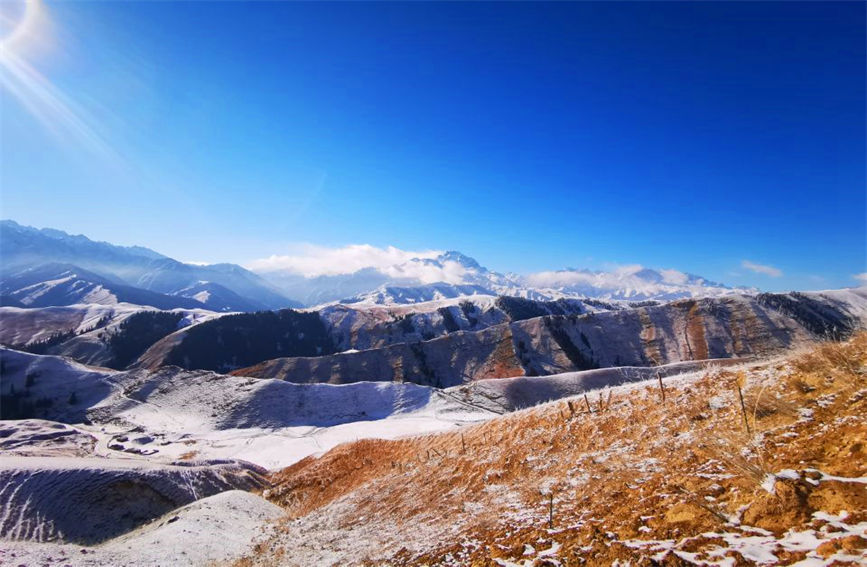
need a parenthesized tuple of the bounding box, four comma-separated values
(1, 222, 865, 566)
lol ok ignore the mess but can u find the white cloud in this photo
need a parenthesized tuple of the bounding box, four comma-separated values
(381, 258, 469, 285)
(612, 264, 644, 276)
(526, 265, 692, 289)
(246, 244, 469, 284)
(659, 269, 689, 285)
(182, 260, 211, 266)
(741, 260, 783, 278)
(524, 270, 595, 288)
(854, 273, 867, 284)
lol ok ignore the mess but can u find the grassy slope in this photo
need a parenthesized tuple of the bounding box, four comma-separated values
(238, 334, 867, 566)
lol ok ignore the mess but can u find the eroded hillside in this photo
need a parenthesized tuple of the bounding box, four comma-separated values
(234, 290, 866, 387)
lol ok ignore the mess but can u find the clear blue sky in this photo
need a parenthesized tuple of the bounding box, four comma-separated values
(1, 1, 864, 291)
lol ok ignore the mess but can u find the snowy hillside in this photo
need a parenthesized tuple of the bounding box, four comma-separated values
(0, 263, 209, 310)
(0, 347, 495, 469)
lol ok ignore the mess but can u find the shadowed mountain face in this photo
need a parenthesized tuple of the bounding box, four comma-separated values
(0, 221, 298, 311)
(231, 290, 866, 387)
(158, 309, 337, 373)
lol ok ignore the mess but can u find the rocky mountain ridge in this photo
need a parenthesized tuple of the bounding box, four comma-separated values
(232, 290, 867, 386)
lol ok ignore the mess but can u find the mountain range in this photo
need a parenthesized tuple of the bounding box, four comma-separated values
(1, 221, 297, 311)
(1, 219, 751, 311)
(250, 247, 754, 305)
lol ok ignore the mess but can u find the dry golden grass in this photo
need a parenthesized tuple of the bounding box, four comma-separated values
(238, 333, 867, 566)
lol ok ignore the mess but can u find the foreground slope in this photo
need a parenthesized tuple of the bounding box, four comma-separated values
(0, 456, 268, 543)
(1, 490, 282, 567)
(238, 333, 867, 566)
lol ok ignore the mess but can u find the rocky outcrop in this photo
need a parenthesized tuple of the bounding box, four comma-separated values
(234, 324, 525, 387)
(315, 296, 591, 351)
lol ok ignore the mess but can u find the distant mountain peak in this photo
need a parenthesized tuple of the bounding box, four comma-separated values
(1, 219, 167, 262)
(437, 251, 482, 270)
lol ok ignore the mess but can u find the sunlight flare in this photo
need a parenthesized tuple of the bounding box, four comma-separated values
(1, 0, 113, 158)
(0, 0, 41, 53)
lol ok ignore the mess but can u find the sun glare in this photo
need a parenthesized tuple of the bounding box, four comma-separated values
(1, 0, 113, 158)
(0, 0, 41, 55)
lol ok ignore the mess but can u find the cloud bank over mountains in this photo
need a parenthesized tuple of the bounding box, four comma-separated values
(524, 265, 695, 289)
(248, 245, 489, 286)
(245, 243, 750, 305)
(250, 245, 717, 291)
(248, 245, 457, 282)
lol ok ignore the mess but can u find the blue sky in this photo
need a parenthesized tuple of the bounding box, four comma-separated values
(1, 1, 864, 291)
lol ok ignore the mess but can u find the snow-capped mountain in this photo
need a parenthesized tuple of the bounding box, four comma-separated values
(342, 283, 497, 305)
(255, 250, 504, 306)
(1, 221, 298, 311)
(2, 220, 752, 309)
(519, 266, 748, 302)
(257, 249, 749, 306)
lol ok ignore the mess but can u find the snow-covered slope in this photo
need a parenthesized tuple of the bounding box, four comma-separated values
(0, 347, 753, 473)
(0, 348, 494, 468)
(170, 280, 267, 312)
(0, 456, 267, 543)
(3, 490, 282, 566)
(0, 263, 208, 310)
